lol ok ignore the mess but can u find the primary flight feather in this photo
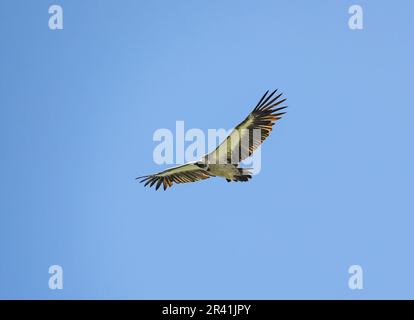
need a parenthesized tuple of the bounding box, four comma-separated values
(136, 90, 287, 190)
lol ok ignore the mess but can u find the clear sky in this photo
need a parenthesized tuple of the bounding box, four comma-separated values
(1, 0, 413, 299)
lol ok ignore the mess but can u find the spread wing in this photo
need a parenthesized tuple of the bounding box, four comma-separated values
(204, 90, 287, 165)
(136, 163, 211, 191)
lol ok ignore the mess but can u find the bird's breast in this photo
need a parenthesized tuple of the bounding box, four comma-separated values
(208, 164, 238, 179)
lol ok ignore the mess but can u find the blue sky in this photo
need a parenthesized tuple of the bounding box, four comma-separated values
(0, 0, 413, 299)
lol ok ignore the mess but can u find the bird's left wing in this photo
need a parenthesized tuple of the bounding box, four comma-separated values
(136, 163, 211, 191)
(204, 90, 287, 165)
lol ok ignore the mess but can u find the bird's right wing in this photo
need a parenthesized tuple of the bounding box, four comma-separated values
(136, 163, 211, 190)
(204, 90, 287, 165)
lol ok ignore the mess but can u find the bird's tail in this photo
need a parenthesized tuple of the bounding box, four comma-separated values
(232, 168, 252, 182)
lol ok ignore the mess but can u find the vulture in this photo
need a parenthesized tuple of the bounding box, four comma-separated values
(136, 90, 287, 190)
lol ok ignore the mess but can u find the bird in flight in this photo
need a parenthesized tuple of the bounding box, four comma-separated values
(136, 90, 287, 190)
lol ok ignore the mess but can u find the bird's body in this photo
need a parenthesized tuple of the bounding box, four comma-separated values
(137, 90, 287, 190)
(201, 163, 252, 182)
(208, 164, 239, 180)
